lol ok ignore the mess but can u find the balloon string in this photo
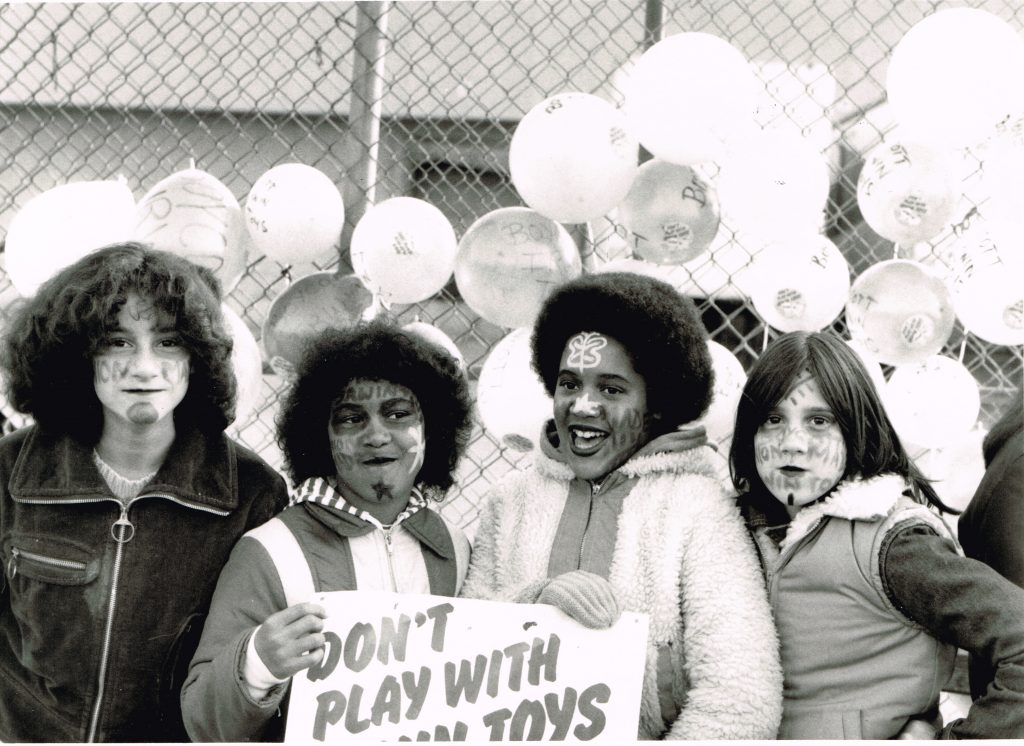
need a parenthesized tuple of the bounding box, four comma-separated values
(958, 333, 968, 363)
(892, 242, 901, 260)
(762, 324, 769, 353)
(189, 157, 196, 170)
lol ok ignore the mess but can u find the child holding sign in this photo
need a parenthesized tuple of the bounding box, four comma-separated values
(729, 330, 1024, 738)
(182, 320, 474, 741)
(462, 272, 783, 739)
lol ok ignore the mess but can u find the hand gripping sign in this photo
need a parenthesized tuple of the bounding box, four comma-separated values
(286, 592, 649, 742)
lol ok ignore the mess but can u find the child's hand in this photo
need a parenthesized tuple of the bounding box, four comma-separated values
(537, 571, 621, 629)
(895, 717, 937, 739)
(254, 602, 327, 679)
(635, 424, 711, 458)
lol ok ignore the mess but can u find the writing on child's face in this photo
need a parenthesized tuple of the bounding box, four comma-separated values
(328, 379, 425, 510)
(753, 372, 846, 518)
(553, 332, 650, 482)
(93, 293, 190, 429)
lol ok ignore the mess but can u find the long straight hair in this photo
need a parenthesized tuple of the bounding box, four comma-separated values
(729, 331, 952, 519)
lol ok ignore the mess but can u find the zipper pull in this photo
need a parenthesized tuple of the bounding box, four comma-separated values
(382, 527, 394, 555)
(7, 547, 19, 579)
(111, 505, 135, 543)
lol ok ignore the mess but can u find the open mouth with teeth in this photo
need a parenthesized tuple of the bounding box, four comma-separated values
(568, 425, 609, 454)
(362, 456, 398, 466)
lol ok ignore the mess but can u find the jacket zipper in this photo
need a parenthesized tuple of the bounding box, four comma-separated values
(7, 547, 88, 579)
(578, 479, 604, 570)
(382, 527, 398, 592)
(15, 492, 229, 741)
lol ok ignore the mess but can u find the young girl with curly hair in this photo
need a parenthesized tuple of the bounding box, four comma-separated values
(461, 272, 783, 740)
(182, 318, 475, 741)
(730, 330, 1024, 738)
(0, 243, 288, 742)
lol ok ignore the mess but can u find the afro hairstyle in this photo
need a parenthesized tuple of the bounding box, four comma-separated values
(531, 271, 714, 436)
(276, 318, 473, 495)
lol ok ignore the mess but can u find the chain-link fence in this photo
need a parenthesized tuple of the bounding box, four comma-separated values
(1, 1, 1021, 535)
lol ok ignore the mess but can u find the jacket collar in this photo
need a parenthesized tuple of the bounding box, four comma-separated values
(9, 425, 239, 511)
(534, 418, 725, 483)
(296, 485, 456, 560)
(781, 473, 908, 551)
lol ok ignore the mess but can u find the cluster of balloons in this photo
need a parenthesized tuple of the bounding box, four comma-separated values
(3, 160, 350, 425)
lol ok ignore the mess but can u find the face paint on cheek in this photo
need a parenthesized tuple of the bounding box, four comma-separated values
(95, 359, 132, 383)
(160, 359, 189, 385)
(566, 332, 608, 371)
(329, 432, 358, 472)
(404, 424, 425, 476)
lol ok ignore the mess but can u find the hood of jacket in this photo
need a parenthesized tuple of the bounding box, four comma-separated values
(535, 417, 724, 484)
(780, 473, 909, 551)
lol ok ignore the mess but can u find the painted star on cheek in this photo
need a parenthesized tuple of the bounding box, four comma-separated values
(405, 425, 425, 475)
(571, 392, 601, 416)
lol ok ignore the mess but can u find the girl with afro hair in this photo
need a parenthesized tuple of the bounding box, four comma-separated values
(183, 318, 474, 741)
(462, 272, 783, 739)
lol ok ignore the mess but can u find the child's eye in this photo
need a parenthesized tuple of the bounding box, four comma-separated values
(763, 414, 783, 426)
(557, 379, 578, 391)
(600, 385, 623, 396)
(333, 413, 364, 427)
(102, 337, 130, 350)
(386, 410, 411, 421)
(809, 415, 834, 428)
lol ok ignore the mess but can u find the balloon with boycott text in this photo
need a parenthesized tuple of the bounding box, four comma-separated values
(285, 592, 648, 743)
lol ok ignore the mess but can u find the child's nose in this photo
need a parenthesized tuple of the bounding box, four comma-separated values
(363, 418, 391, 447)
(570, 392, 602, 417)
(780, 425, 809, 452)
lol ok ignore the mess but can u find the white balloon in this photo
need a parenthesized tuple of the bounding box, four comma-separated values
(748, 235, 850, 332)
(624, 31, 758, 165)
(946, 234, 1024, 346)
(846, 259, 956, 366)
(509, 92, 638, 223)
(845, 339, 888, 397)
(454, 207, 582, 329)
(980, 114, 1024, 256)
(695, 340, 747, 448)
(856, 140, 958, 245)
(220, 305, 263, 427)
(351, 197, 458, 304)
(717, 129, 830, 239)
(5, 180, 135, 297)
(403, 321, 465, 369)
(475, 327, 552, 452)
(244, 163, 344, 265)
(887, 7, 1024, 148)
(885, 355, 980, 449)
(135, 168, 247, 292)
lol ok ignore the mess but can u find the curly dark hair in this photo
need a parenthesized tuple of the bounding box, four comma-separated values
(0, 242, 235, 442)
(277, 318, 473, 495)
(531, 271, 714, 437)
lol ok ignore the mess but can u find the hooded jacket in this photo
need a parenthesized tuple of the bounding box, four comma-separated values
(181, 479, 470, 742)
(748, 474, 1024, 739)
(0, 423, 288, 742)
(461, 441, 783, 740)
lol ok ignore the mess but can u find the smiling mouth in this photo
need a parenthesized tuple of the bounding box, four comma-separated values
(362, 456, 397, 466)
(568, 425, 608, 454)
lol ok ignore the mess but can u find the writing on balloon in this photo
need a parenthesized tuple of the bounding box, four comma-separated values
(393, 232, 415, 256)
(860, 143, 912, 198)
(680, 173, 709, 208)
(501, 220, 556, 247)
(544, 98, 563, 115)
(136, 179, 231, 251)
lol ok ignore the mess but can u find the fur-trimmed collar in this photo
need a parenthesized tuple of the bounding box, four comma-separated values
(781, 474, 908, 551)
(533, 435, 725, 484)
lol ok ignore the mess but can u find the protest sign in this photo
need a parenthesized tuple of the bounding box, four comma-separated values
(285, 591, 648, 742)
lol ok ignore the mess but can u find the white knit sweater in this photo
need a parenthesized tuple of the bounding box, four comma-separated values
(462, 447, 783, 740)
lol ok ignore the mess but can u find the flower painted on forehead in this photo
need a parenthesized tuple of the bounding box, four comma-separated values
(566, 331, 607, 370)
